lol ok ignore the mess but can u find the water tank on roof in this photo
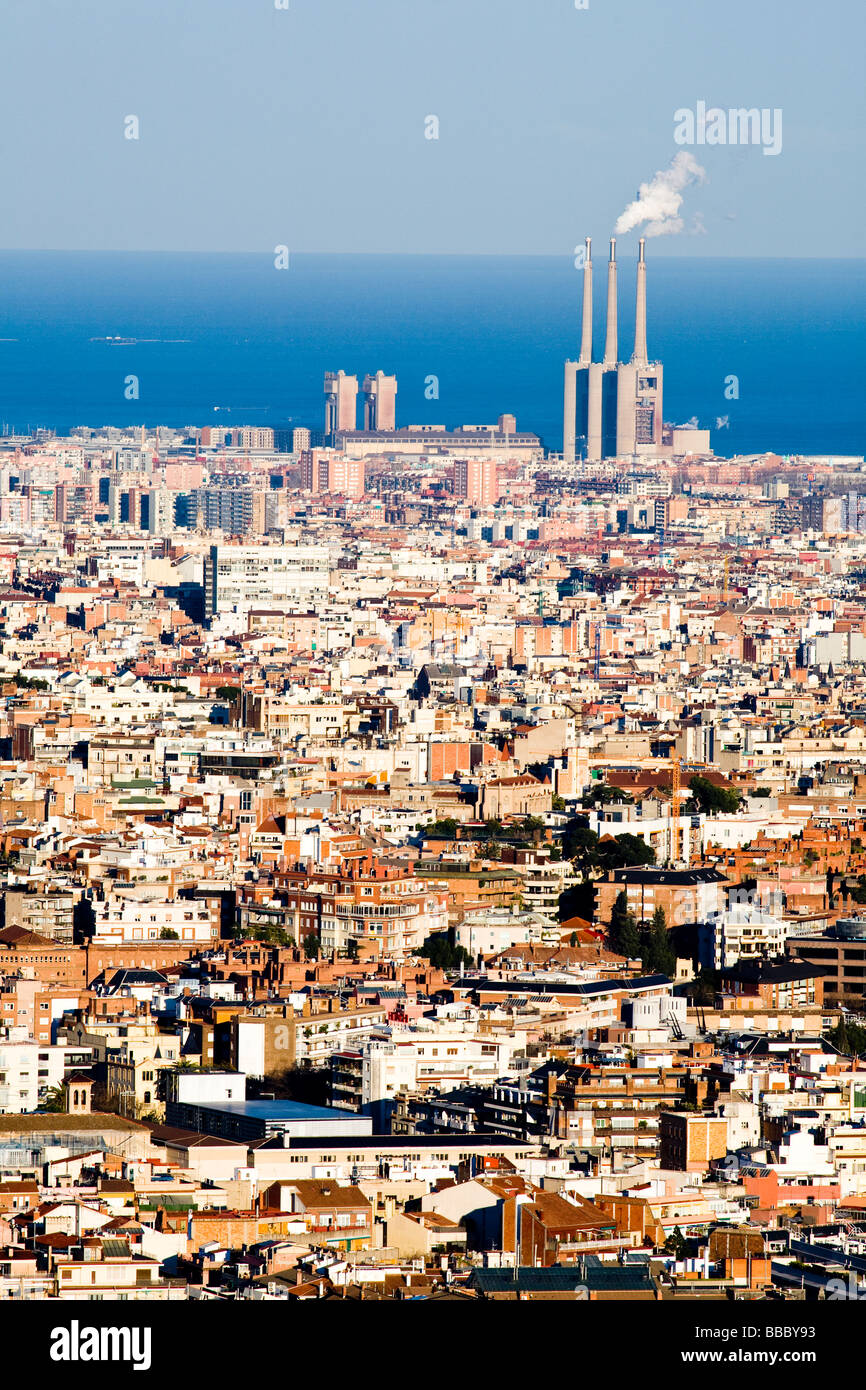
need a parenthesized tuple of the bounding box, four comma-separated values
(833, 918, 866, 941)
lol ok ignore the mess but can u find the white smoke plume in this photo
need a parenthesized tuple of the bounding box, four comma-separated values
(615, 153, 707, 238)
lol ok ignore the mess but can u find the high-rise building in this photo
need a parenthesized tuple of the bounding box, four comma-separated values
(55, 483, 96, 526)
(144, 488, 175, 536)
(300, 449, 365, 501)
(362, 372, 398, 431)
(324, 371, 358, 435)
(203, 543, 330, 620)
(454, 457, 498, 506)
(563, 237, 664, 463)
(194, 487, 267, 536)
(292, 427, 311, 455)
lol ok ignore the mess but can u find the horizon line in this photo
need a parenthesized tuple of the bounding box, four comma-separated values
(0, 247, 864, 262)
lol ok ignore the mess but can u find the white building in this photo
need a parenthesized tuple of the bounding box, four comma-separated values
(455, 907, 560, 958)
(205, 543, 331, 617)
(360, 1026, 517, 1106)
(698, 903, 790, 970)
(0, 1036, 90, 1113)
(90, 895, 220, 946)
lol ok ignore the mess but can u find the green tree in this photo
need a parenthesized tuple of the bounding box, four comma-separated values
(664, 1225, 688, 1259)
(40, 1084, 68, 1114)
(581, 783, 633, 809)
(423, 818, 458, 839)
(562, 822, 601, 875)
(826, 1019, 866, 1057)
(303, 933, 321, 961)
(688, 775, 742, 816)
(610, 891, 641, 960)
(159, 927, 179, 940)
(418, 933, 472, 970)
(640, 906, 676, 976)
(596, 834, 656, 871)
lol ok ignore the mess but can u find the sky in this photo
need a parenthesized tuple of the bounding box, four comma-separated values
(0, 0, 862, 257)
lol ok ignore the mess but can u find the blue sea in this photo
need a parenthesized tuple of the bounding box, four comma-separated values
(0, 252, 863, 457)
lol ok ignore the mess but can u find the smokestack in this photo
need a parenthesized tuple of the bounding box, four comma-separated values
(579, 237, 593, 364)
(632, 237, 648, 367)
(603, 237, 618, 366)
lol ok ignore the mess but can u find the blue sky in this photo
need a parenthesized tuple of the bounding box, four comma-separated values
(0, 0, 862, 256)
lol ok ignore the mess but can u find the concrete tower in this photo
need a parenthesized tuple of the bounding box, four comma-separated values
(578, 237, 593, 364)
(362, 372, 398, 431)
(324, 371, 358, 435)
(633, 237, 648, 367)
(563, 236, 593, 463)
(603, 237, 618, 366)
(617, 238, 663, 457)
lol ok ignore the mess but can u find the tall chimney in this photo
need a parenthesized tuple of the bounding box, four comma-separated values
(632, 237, 648, 367)
(603, 237, 618, 366)
(578, 237, 593, 364)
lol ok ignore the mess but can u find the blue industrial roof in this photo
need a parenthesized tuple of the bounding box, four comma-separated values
(194, 1100, 352, 1122)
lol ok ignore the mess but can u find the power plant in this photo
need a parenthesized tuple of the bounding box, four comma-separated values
(563, 236, 666, 463)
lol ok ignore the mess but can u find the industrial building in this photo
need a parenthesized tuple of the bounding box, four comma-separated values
(563, 237, 700, 464)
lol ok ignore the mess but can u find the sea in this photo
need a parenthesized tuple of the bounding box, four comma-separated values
(0, 251, 863, 458)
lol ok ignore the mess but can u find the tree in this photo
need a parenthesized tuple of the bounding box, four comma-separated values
(552, 794, 566, 812)
(248, 1065, 330, 1107)
(688, 775, 742, 816)
(664, 1226, 688, 1259)
(562, 823, 655, 876)
(640, 906, 676, 976)
(610, 891, 641, 960)
(826, 1019, 866, 1057)
(521, 815, 546, 845)
(303, 933, 321, 961)
(40, 1084, 68, 1114)
(418, 933, 472, 970)
(688, 968, 719, 1005)
(596, 834, 656, 871)
(423, 818, 458, 839)
(159, 927, 179, 940)
(581, 782, 633, 809)
(562, 822, 601, 875)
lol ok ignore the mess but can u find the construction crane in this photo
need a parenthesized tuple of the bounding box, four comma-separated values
(669, 752, 682, 865)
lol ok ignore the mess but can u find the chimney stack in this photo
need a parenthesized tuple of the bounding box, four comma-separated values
(578, 237, 593, 364)
(603, 237, 618, 366)
(632, 237, 648, 367)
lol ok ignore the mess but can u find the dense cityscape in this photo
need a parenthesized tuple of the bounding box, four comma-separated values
(0, 0, 860, 1349)
(0, 282, 865, 1311)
